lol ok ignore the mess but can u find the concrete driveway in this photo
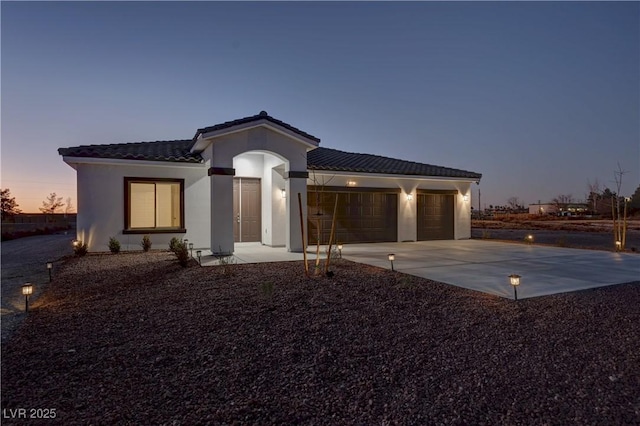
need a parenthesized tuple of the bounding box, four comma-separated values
(340, 240, 640, 299)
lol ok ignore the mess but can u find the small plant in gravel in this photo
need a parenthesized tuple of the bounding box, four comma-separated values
(73, 241, 88, 257)
(108, 237, 121, 254)
(169, 237, 182, 253)
(214, 248, 236, 275)
(481, 230, 492, 239)
(555, 237, 568, 247)
(141, 235, 152, 252)
(258, 281, 275, 299)
(174, 242, 190, 267)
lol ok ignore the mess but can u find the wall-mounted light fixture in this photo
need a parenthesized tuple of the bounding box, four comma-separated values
(46, 262, 53, 282)
(22, 283, 33, 313)
(406, 193, 414, 201)
(463, 194, 469, 202)
(196, 250, 202, 266)
(347, 181, 357, 187)
(388, 253, 395, 271)
(509, 274, 521, 301)
(281, 189, 286, 199)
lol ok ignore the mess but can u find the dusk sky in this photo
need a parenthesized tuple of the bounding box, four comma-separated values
(2, 1, 638, 213)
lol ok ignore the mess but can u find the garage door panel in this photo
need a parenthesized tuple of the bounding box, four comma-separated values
(417, 193, 454, 240)
(308, 191, 397, 244)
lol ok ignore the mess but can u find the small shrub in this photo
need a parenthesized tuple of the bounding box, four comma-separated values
(259, 281, 275, 299)
(481, 230, 492, 239)
(74, 241, 88, 257)
(141, 235, 152, 252)
(108, 237, 121, 254)
(169, 237, 182, 253)
(555, 237, 568, 247)
(174, 242, 190, 267)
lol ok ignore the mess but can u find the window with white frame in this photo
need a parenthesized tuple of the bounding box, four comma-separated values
(124, 178, 184, 232)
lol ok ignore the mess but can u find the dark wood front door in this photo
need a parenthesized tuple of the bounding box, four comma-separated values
(417, 193, 454, 240)
(233, 178, 261, 242)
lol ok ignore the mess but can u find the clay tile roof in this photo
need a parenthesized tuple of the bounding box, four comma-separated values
(307, 147, 482, 179)
(58, 139, 202, 163)
(194, 111, 321, 143)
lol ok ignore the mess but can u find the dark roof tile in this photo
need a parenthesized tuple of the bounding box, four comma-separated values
(194, 111, 320, 143)
(307, 147, 482, 179)
(58, 139, 202, 163)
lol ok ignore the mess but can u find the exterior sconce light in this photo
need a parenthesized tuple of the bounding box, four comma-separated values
(406, 193, 413, 201)
(509, 274, 521, 301)
(46, 262, 53, 282)
(189, 243, 194, 257)
(337, 243, 343, 259)
(526, 234, 534, 244)
(615, 241, 622, 251)
(463, 195, 469, 202)
(196, 250, 202, 265)
(347, 181, 357, 187)
(388, 253, 395, 271)
(22, 283, 34, 313)
(281, 189, 286, 199)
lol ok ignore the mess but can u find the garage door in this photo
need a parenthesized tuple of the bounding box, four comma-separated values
(308, 190, 398, 244)
(417, 193, 455, 240)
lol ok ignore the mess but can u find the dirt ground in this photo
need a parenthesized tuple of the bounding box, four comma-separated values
(472, 219, 640, 252)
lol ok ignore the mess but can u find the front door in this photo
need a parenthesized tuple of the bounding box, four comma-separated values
(233, 178, 261, 242)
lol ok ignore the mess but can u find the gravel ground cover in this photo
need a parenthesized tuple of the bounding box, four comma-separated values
(2, 252, 639, 425)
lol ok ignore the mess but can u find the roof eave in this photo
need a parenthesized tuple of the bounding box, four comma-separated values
(191, 119, 320, 154)
(61, 156, 206, 169)
(307, 169, 482, 182)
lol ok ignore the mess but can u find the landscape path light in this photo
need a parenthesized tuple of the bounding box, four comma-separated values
(615, 241, 622, 251)
(72, 239, 79, 248)
(196, 250, 202, 266)
(22, 283, 33, 313)
(526, 234, 534, 244)
(189, 243, 194, 258)
(46, 262, 53, 282)
(509, 274, 521, 301)
(388, 253, 395, 272)
(337, 243, 343, 259)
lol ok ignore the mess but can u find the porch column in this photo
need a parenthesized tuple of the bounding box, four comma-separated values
(285, 171, 308, 252)
(209, 167, 235, 255)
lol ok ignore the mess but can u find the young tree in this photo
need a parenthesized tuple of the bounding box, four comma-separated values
(586, 178, 602, 213)
(506, 196, 521, 211)
(551, 194, 573, 213)
(39, 193, 65, 214)
(65, 197, 75, 214)
(1, 188, 22, 220)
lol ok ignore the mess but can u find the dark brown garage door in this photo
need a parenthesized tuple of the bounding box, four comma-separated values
(417, 193, 455, 240)
(308, 190, 398, 244)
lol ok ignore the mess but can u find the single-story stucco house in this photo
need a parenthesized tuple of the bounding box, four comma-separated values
(59, 111, 482, 254)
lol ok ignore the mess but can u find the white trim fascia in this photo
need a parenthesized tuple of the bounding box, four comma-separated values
(62, 156, 206, 169)
(307, 169, 480, 183)
(193, 120, 319, 152)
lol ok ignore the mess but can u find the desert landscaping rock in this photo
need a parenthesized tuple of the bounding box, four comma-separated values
(2, 252, 639, 424)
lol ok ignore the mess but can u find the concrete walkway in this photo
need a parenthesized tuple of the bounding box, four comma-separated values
(205, 240, 639, 300)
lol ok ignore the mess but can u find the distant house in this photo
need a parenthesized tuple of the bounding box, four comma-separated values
(529, 202, 589, 216)
(58, 111, 482, 253)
